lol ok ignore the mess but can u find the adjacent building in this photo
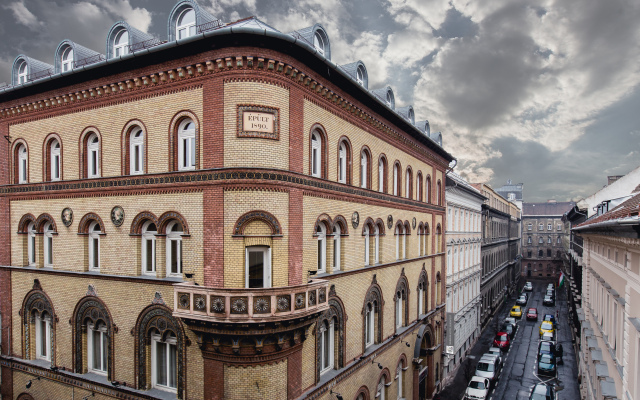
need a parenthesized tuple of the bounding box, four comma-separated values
(575, 192, 640, 400)
(0, 2, 453, 399)
(470, 183, 521, 328)
(495, 180, 524, 210)
(521, 201, 575, 278)
(442, 172, 484, 384)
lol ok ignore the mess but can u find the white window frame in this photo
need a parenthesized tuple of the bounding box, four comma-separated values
(356, 66, 364, 85)
(313, 31, 325, 56)
(142, 221, 157, 275)
(374, 225, 380, 264)
(35, 313, 51, 361)
(397, 364, 404, 399)
(151, 332, 177, 392)
(114, 30, 129, 57)
(178, 119, 196, 171)
(87, 133, 100, 178)
(361, 151, 368, 188)
(402, 226, 407, 259)
(87, 322, 108, 375)
(88, 221, 101, 271)
(395, 226, 400, 260)
(51, 140, 61, 181)
(130, 127, 144, 175)
(166, 221, 183, 277)
(338, 142, 346, 183)
(18, 61, 28, 84)
(245, 246, 271, 288)
(548, 223, 552, 230)
(61, 46, 73, 72)
(418, 286, 424, 315)
(377, 377, 387, 400)
(333, 225, 341, 271)
(364, 225, 370, 266)
(417, 177, 421, 201)
(395, 292, 403, 328)
(18, 144, 27, 184)
(27, 221, 36, 266)
(176, 8, 196, 40)
(43, 222, 53, 267)
(319, 319, 335, 374)
(405, 170, 410, 198)
(317, 223, 327, 272)
(378, 158, 384, 192)
(393, 164, 399, 196)
(386, 92, 392, 106)
(311, 132, 321, 177)
(365, 303, 374, 348)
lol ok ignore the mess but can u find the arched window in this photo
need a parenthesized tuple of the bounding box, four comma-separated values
(360, 149, 370, 189)
(61, 46, 73, 72)
(166, 221, 183, 276)
(43, 222, 54, 267)
(436, 224, 442, 253)
(437, 180, 442, 205)
(87, 133, 100, 178)
(176, 8, 196, 39)
(364, 224, 370, 266)
(377, 375, 387, 400)
(314, 31, 326, 55)
(35, 311, 52, 361)
(395, 281, 407, 330)
(319, 319, 334, 374)
(333, 224, 341, 271)
(50, 139, 61, 181)
(405, 168, 412, 199)
(178, 119, 196, 171)
(316, 222, 328, 272)
(311, 131, 322, 178)
(386, 91, 392, 106)
(417, 172, 423, 201)
(418, 270, 428, 316)
(27, 222, 36, 266)
(364, 303, 375, 348)
(113, 30, 129, 57)
(88, 221, 101, 271)
(338, 142, 347, 183)
(374, 224, 380, 264)
(396, 359, 406, 398)
(142, 221, 157, 275)
(130, 127, 144, 175)
(17, 61, 28, 84)
(393, 163, 400, 196)
(88, 321, 108, 374)
(356, 65, 365, 85)
(395, 224, 402, 260)
(17, 144, 28, 184)
(436, 272, 442, 305)
(378, 156, 387, 193)
(426, 175, 431, 203)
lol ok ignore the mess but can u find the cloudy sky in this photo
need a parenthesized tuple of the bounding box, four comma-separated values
(1, 0, 639, 202)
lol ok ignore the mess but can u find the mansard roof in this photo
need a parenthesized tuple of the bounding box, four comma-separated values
(167, 0, 219, 41)
(11, 55, 53, 86)
(54, 40, 104, 72)
(106, 21, 160, 59)
(340, 60, 368, 89)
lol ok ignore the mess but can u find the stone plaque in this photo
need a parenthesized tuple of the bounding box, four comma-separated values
(237, 105, 279, 140)
(111, 206, 125, 227)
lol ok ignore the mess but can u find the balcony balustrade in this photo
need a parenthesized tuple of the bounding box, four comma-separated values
(173, 279, 329, 324)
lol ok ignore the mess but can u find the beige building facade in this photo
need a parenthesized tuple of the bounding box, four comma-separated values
(0, 2, 453, 400)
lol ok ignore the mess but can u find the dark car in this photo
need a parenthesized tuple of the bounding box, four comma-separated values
(527, 308, 538, 321)
(543, 314, 556, 325)
(538, 340, 555, 358)
(493, 332, 510, 351)
(543, 296, 555, 306)
(501, 323, 517, 339)
(537, 353, 557, 376)
(529, 383, 556, 400)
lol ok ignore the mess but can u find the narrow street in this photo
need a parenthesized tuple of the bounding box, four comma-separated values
(440, 279, 581, 399)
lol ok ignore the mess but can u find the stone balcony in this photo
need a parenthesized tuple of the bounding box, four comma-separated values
(172, 279, 329, 324)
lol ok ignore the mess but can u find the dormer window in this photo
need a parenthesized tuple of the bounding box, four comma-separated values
(114, 30, 129, 57)
(386, 92, 392, 106)
(356, 65, 365, 85)
(17, 61, 27, 84)
(61, 47, 73, 72)
(314, 31, 325, 55)
(177, 8, 196, 39)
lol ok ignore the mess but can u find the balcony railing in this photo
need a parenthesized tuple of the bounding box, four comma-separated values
(173, 280, 329, 323)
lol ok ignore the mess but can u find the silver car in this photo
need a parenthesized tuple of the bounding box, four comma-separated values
(475, 354, 501, 385)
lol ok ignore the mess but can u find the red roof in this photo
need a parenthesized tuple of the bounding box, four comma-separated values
(577, 192, 640, 228)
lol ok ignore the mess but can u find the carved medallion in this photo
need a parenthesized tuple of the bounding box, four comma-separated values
(387, 215, 393, 229)
(61, 208, 73, 227)
(111, 206, 125, 227)
(351, 211, 360, 229)
(412, 217, 417, 229)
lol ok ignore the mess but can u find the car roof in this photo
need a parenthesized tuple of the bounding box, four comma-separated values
(544, 314, 554, 318)
(479, 354, 498, 362)
(471, 375, 488, 382)
(533, 384, 550, 393)
(539, 340, 554, 346)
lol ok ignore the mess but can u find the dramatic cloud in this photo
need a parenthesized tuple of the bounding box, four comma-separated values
(0, 0, 637, 202)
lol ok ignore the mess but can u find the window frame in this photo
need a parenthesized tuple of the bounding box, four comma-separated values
(319, 319, 335, 374)
(245, 245, 271, 288)
(393, 162, 401, 196)
(142, 221, 157, 275)
(17, 144, 28, 184)
(364, 224, 370, 266)
(365, 303, 375, 348)
(311, 131, 322, 178)
(17, 61, 28, 84)
(151, 332, 178, 392)
(177, 119, 196, 171)
(113, 30, 129, 57)
(378, 156, 387, 193)
(317, 223, 327, 272)
(27, 221, 36, 266)
(50, 139, 61, 181)
(35, 313, 52, 362)
(61, 46, 74, 72)
(166, 221, 183, 277)
(43, 222, 54, 268)
(88, 221, 101, 271)
(129, 127, 144, 175)
(176, 8, 196, 40)
(360, 149, 370, 189)
(333, 225, 341, 271)
(313, 31, 325, 56)
(87, 322, 108, 375)
(87, 133, 100, 178)
(338, 142, 347, 183)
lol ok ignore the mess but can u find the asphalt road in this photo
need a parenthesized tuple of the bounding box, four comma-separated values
(440, 279, 581, 400)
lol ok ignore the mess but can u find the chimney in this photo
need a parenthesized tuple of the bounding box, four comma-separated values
(607, 175, 623, 186)
(548, 199, 557, 204)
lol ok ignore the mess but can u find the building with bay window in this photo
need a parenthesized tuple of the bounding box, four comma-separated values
(0, 1, 452, 399)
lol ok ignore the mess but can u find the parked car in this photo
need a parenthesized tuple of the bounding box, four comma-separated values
(524, 282, 533, 291)
(543, 314, 556, 325)
(475, 354, 502, 385)
(486, 347, 504, 366)
(529, 383, 556, 400)
(541, 331, 555, 342)
(543, 296, 555, 306)
(539, 320, 555, 337)
(537, 353, 557, 376)
(493, 332, 510, 350)
(526, 308, 538, 321)
(545, 290, 555, 299)
(510, 306, 523, 318)
(538, 340, 555, 358)
(516, 295, 528, 306)
(505, 317, 517, 326)
(501, 323, 517, 339)
(465, 376, 491, 400)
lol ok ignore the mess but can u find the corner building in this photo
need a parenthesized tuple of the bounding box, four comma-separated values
(0, 2, 453, 400)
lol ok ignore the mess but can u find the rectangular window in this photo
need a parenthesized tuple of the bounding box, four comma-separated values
(46, 236, 53, 266)
(169, 239, 182, 275)
(91, 237, 99, 269)
(91, 151, 97, 177)
(153, 335, 177, 391)
(245, 247, 271, 288)
(35, 315, 51, 361)
(53, 154, 60, 180)
(145, 237, 155, 273)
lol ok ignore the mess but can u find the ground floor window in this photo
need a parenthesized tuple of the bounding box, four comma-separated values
(152, 332, 177, 391)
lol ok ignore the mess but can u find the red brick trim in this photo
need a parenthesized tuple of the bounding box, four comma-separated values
(203, 357, 224, 400)
(17, 214, 36, 234)
(426, 175, 432, 204)
(332, 214, 349, 235)
(129, 211, 159, 235)
(120, 119, 149, 176)
(0, 266, 178, 285)
(34, 213, 57, 233)
(393, 160, 402, 197)
(416, 171, 423, 202)
(354, 386, 370, 400)
(16, 393, 34, 400)
(203, 187, 223, 286)
(77, 213, 105, 234)
(288, 346, 303, 399)
(362, 217, 375, 236)
(157, 211, 190, 235)
(406, 165, 413, 200)
(377, 367, 392, 391)
(233, 210, 282, 236)
(289, 86, 304, 173)
(42, 133, 63, 182)
(288, 188, 303, 285)
(314, 213, 333, 234)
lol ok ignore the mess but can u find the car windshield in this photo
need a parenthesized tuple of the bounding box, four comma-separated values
(498, 335, 507, 342)
(540, 343, 552, 353)
(528, 308, 536, 313)
(541, 322, 553, 330)
(540, 354, 554, 363)
(469, 381, 486, 389)
(512, 307, 520, 312)
(477, 362, 494, 372)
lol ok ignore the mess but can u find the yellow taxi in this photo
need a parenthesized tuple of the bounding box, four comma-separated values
(539, 320, 555, 337)
(510, 306, 522, 318)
